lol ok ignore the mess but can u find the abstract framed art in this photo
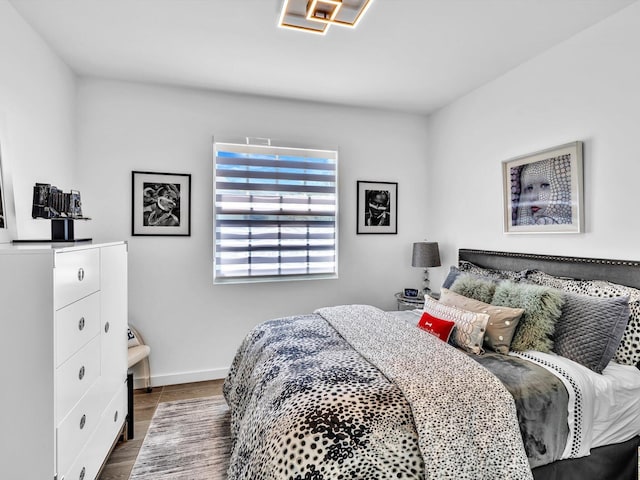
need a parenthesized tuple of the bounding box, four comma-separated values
(357, 180, 398, 234)
(132, 171, 191, 236)
(502, 141, 583, 234)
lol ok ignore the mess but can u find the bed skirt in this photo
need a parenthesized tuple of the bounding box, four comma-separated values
(532, 435, 639, 480)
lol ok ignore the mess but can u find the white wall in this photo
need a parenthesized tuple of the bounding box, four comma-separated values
(426, 1, 640, 289)
(0, 2, 76, 241)
(76, 79, 430, 385)
(11, 0, 637, 387)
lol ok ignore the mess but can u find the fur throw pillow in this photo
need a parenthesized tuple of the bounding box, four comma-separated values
(492, 281, 564, 353)
(450, 273, 496, 304)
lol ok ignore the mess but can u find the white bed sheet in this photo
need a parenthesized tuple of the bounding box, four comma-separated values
(591, 360, 640, 448)
(518, 350, 640, 455)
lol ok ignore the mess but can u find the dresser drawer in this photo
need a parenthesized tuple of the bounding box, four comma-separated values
(96, 384, 127, 456)
(60, 384, 127, 480)
(55, 292, 100, 367)
(57, 381, 103, 479)
(54, 248, 100, 310)
(57, 336, 101, 420)
(60, 440, 100, 480)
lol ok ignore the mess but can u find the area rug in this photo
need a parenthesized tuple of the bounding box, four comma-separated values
(130, 395, 231, 480)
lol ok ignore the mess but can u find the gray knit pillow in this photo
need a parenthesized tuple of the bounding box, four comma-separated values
(492, 281, 564, 353)
(554, 292, 630, 373)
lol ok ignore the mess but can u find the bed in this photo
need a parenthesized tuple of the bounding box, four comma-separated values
(223, 249, 640, 480)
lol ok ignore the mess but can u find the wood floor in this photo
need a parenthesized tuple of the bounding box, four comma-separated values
(98, 379, 225, 480)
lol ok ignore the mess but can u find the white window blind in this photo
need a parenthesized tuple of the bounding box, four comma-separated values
(214, 139, 338, 282)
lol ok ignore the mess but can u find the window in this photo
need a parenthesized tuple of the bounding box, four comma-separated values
(214, 138, 338, 282)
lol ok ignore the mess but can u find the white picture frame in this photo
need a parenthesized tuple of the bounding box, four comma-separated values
(503, 141, 583, 234)
(0, 129, 15, 244)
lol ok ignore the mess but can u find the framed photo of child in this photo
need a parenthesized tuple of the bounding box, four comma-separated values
(356, 181, 398, 234)
(502, 141, 583, 234)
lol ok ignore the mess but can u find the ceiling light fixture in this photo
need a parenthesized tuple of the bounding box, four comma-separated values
(279, 0, 373, 35)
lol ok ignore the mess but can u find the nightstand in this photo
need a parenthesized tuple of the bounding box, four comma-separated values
(394, 292, 440, 310)
(395, 292, 425, 311)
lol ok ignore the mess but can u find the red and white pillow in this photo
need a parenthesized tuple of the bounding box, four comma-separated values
(418, 311, 455, 342)
(422, 296, 490, 355)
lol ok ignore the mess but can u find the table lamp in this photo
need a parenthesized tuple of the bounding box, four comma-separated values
(412, 241, 441, 297)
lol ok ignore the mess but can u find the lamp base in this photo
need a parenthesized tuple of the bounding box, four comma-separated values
(421, 268, 432, 298)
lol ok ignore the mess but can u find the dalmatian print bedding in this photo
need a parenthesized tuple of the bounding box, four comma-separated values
(224, 305, 560, 479)
(318, 305, 532, 479)
(224, 312, 424, 479)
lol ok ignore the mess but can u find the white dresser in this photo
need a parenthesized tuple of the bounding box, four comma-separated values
(0, 242, 128, 480)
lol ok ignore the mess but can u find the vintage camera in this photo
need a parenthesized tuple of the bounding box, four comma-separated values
(32, 183, 83, 219)
(68, 190, 83, 218)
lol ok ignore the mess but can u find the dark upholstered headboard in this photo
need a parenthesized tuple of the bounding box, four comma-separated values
(458, 249, 640, 290)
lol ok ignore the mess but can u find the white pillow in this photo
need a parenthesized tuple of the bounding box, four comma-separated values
(439, 288, 524, 355)
(127, 327, 140, 348)
(423, 296, 489, 355)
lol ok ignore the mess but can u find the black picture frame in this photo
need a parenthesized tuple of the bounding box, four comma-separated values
(356, 180, 398, 234)
(132, 171, 191, 236)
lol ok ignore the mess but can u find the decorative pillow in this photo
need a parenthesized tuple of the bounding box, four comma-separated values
(439, 288, 524, 355)
(525, 270, 581, 291)
(417, 312, 456, 342)
(423, 296, 489, 355)
(449, 274, 496, 304)
(553, 292, 630, 373)
(442, 261, 527, 290)
(128, 327, 140, 348)
(613, 300, 640, 367)
(491, 281, 564, 353)
(458, 260, 529, 283)
(525, 270, 640, 366)
(441, 265, 463, 289)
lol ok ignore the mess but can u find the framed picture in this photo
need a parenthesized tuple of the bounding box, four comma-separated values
(502, 141, 583, 234)
(0, 136, 14, 244)
(0, 149, 6, 232)
(357, 181, 398, 234)
(132, 171, 191, 236)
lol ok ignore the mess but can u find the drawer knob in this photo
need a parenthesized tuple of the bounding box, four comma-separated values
(77, 267, 85, 281)
(114, 410, 118, 422)
(78, 365, 85, 381)
(104, 321, 110, 333)
(79, 467, 86, 480)
(78, 317, 85, 331)
(80, 414, 86, 430)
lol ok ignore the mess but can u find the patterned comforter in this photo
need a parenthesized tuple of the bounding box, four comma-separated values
(223, 305, 568, 479)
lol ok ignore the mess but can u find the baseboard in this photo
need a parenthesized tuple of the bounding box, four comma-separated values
(132, 367, 229, 389)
